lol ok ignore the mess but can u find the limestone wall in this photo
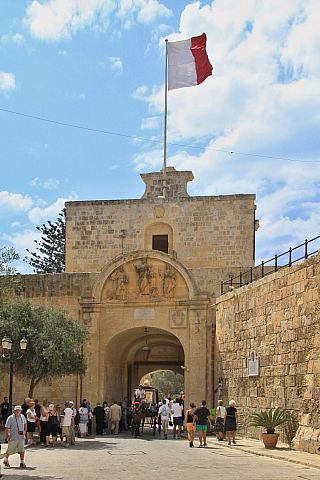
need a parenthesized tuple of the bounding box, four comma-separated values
(0, 273, 98, 407)
(65, 194, 256, 274)
(215, 252, 320, 453)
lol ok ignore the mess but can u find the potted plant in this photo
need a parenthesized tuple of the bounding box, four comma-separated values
(249, 407, 292, 448)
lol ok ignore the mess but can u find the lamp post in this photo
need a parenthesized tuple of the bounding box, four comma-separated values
(1, 336, 28, 414)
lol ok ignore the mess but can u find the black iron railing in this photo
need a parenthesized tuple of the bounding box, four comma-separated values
(221, 236, 320, 295)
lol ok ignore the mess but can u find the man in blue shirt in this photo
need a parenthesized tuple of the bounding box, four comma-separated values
(3, 405, 27, 468)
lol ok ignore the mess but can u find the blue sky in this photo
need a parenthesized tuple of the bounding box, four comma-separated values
(1, 0, 320, 274)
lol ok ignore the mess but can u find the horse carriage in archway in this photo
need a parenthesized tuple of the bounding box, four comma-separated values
(131, 386, 159, 437)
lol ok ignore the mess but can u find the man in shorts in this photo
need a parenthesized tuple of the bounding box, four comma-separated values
(157, 401, 171, 439)
(3, 405, 27, 468)
(60, 402, 74, 447)
(171, 398, 183, 439)
(194, 400, 213, 447)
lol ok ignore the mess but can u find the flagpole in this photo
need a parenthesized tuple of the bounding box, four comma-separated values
(163, 38, 168, 198)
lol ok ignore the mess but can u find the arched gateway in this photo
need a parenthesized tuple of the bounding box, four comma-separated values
(81, 250, 209, 407)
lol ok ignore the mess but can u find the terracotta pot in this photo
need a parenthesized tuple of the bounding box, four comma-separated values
(261, 433, 279, 448)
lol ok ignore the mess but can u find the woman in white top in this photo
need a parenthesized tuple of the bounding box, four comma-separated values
(26, 401, 37, 444)
(215, 400, 226, 440)
(40, 399, 50, 445)
(78, 402, 89, 437)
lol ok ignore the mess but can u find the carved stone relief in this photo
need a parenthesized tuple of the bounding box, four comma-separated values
(101, 258, 188, 302)
(154, 205, 165, 218)
(170, 309, 187, 328)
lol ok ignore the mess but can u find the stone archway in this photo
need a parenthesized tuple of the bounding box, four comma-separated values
(81, 250, 210, 408)
(102, 326, 185, 404)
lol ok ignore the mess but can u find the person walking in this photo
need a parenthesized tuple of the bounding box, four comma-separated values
(34, 399, 41, 435)
(103, 402, 110, 435)
(78, 402, 88, 438)
(26, 401, 37, 445)
(109, 401, 122, 435)
(93, 402, 105, 435)
(215, 400, 226, 441)
(48, 404, 59, 447)
(68, 401, 77, 445)
(185, 402, 196, 447)
(56, 404, 63, 442)
(194, 400, 213, 448)
(157, 401, 171, 439)
(0, 397, 9, 429)
(224, 400, 238, 445)
(60, 402, 74, 447)
(21, 398, 31, 419)
(40, 400, 50, 446)
(171, 398, 183, 439)
(3, 405, 27, 468)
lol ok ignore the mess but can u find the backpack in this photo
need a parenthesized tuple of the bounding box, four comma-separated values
(161, 405, 168, 417)
(74, 412, 80, 425)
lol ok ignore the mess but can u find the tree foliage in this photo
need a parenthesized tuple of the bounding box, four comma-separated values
(0, 246, 20, 306)
(0, 298, 87, 398)
(24, 209, 66, 273)
(142, 370, 184, 396)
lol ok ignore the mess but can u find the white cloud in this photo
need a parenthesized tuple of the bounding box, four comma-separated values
(58, 49, 67, 55)
(129, 0, 320, 263)
(10, 222, 20, 228)
(28, 194, 78, 224)
(0, 191, 33, 216)
(29, 177, 60, 189)
(141, 116, 161, 129)
(1, 33, 25, 45)
(2, 230, 42, 252)
(132, 148, 163, 171)
(137, 0, 172, 24)
(108, 56, 123, 75)
(22, 0, 172, 41)
(0, 72, 16, 91)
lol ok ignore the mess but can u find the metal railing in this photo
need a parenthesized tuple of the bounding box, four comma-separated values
(221, 236, 320, 295)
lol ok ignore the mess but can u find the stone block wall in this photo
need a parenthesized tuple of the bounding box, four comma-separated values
(65, 194, 256, 274)
(215, 252, 320, 453)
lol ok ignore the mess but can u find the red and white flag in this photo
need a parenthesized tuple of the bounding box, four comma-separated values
(167, 33, 213, 91)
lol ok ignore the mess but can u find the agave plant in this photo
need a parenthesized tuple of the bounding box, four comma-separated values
(249, 407, 292, 434)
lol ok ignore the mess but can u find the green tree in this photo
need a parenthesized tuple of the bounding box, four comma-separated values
(0, 246, 20, 306)
(0, 298, 87, 398)
(24, 209, 66, 273)
(142, 370, 184, 396)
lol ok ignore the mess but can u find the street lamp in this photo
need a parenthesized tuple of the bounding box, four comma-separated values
(1, 336, 28, 414)
(140, 328, 151, 361)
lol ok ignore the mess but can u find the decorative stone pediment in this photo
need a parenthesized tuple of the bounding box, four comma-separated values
(101, 257, 189, 302)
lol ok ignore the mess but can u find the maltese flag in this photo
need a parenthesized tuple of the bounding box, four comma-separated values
(167, 33, 213, 91)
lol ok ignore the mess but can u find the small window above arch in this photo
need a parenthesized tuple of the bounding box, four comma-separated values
(145, 222, 173, 254)
(152, 234, 168, 253)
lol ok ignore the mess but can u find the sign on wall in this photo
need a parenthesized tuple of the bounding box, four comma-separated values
(248, 350, 259, 376)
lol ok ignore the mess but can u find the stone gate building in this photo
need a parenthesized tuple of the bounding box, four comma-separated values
(2, 167, 257, 409)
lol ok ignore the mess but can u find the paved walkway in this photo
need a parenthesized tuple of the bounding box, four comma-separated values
(0, 430, 320, 479)
(207, 436, 320, 470)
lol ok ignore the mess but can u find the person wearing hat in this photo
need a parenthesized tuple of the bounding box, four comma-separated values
(134, 385, 146, 401)
(68, 401, 77, 445)
(3, 405, 27, 468)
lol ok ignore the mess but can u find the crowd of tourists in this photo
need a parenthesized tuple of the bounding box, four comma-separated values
(0, 391, 238, 471)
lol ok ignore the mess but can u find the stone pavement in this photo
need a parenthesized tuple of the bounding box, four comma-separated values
(0, 430, 320, 480)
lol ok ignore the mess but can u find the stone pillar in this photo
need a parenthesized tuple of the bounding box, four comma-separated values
(80, 299, 102, 405)
(186, 306, 208, 409)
